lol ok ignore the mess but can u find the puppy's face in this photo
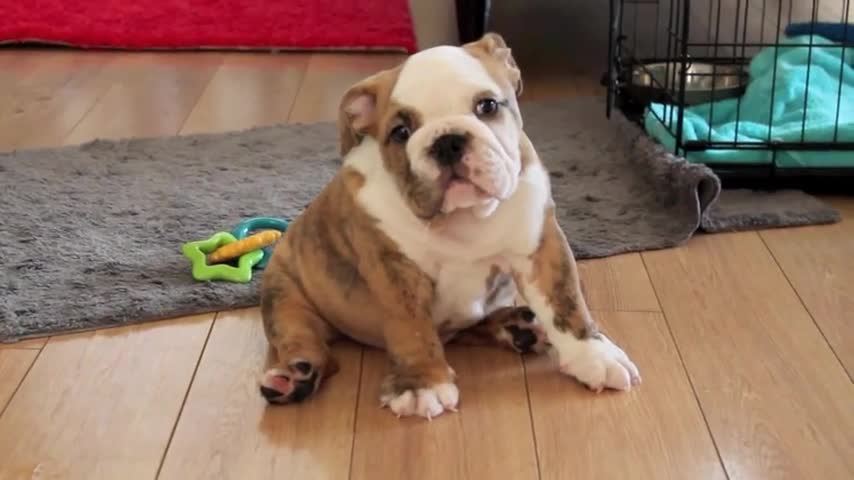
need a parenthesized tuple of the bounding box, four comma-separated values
(339, 33, 524, 220)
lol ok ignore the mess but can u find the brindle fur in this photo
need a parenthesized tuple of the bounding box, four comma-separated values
(261, 167, 453, 399)
(524, 207, 598, 339)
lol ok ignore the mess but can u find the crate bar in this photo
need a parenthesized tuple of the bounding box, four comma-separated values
(668, 71, 744, 77)
(765, 0, 785, 143)
(684, 140, 854, 150)
(652, 1, 661, 57)
(708, 0, 724, 144)
(710, 168, 854, 182)
(800, 0, 819, 142)
(734, 0, 750, 143)
(706, 0, 715, 57)
(833, 0, 851, 142)
(685, 41, 850, 48)
(641, 55, 751, 64)
(672, 0, 684, 130)
(606, 0, 618, 118)
(733, 0, 742, 59)
(674, 0, 691, 156)
(630, 55, 752, 63)
(670, 0, 684, 129)
(739, 0, 751, 60)
(631, 1, 640, 53)
(662, 0, 676, 130)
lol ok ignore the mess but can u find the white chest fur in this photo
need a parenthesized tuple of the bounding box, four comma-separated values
(345, 139, 550, 328)
(432, 260, 497, 328)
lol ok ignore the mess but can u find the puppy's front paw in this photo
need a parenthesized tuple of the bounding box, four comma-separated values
(380, 382, 459, 420)
(554, 334, 641, 392)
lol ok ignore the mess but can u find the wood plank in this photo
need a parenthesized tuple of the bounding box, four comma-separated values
(0, 337, 47, 350)
(526, 311, 726, 480)
(350, 346, 538, 480)
(0, 315, 213, 480)
(759, 197, 854, 377)
(578, 253, 660, 312)
(643, 232, 854, 479)
(0, 51, 105, 149)
(64, 53, 221, 145)
(0, 51, 84, 116)
(287, 53, 406, 123)
(158, 308, 362, 480)
(180, 53, 309, 135)
(0, 52, 119, 150)
(0, 50, 23, 72)
(0, 349, 39, 414)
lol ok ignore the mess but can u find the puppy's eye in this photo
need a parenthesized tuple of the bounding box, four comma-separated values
(475, 98, 499, 116)
(389, 125, 411, 143)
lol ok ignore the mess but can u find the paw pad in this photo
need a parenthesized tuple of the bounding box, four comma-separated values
(507, 325, 538, 352)
(519, 307, 536, 323)
(293, 360, 313, 375)
(503, 308, 548, 354)
(259, 359, 320, 405)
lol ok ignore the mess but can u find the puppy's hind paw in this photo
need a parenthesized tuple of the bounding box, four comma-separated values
(504, 307, 549, 354)
(259, 359, 321, 405)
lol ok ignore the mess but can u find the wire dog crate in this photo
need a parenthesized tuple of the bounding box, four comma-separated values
(605, 0, 854, 186)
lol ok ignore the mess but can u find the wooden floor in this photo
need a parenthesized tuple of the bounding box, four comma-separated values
(0, 49, 852, 480)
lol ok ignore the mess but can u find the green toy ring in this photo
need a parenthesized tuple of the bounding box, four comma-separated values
(231, 217, 288, 270)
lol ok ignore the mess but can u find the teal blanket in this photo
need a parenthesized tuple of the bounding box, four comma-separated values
(645, 36, 854, 167)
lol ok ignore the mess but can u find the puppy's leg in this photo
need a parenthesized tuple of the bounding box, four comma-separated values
(513, 211, 641, 392)
(365, 251, 457, 419)
(380, 319, 458, 419)
(259, 274, 339, 405)
(451, 306, 549, 354)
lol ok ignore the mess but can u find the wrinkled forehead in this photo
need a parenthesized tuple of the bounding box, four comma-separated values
(390, 46, 501, 119)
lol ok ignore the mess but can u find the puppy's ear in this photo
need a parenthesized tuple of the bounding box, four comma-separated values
(338, 67, 401, 156)
(338, 77, 379, 157)
(464, 32, 523, 96)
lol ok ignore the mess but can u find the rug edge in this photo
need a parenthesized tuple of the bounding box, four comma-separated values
(0, 302, 258, 344)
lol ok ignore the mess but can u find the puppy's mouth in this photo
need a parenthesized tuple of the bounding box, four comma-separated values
(440, 165, 490, 193)
(437, 163, 499, 215)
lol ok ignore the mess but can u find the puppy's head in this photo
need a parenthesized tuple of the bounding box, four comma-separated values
(338, 33, 524, 220)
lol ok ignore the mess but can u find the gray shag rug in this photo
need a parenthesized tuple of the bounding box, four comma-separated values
(0, 97, 840, 343)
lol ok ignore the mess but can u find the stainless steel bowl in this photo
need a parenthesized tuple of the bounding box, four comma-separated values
(628, 62, 748, 105)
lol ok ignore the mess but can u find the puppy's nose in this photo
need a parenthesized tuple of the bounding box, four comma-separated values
(430, 133, 467, 166)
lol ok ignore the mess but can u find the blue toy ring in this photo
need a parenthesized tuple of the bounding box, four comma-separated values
(231, 217, 288, 270)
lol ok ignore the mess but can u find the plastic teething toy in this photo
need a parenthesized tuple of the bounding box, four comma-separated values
(231, 217, 289, 269)
(182, 217, 288, 283)
(207, 230, 282, 264)
(182, 232, 264, 283)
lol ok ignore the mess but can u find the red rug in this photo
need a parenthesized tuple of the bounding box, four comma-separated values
(0, 0, 417, 53)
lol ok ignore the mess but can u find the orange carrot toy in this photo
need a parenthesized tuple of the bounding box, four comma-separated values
(206, 230, 282, 264)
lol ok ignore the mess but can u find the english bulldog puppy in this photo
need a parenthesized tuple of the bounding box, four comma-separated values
(259, 33, 640, 419)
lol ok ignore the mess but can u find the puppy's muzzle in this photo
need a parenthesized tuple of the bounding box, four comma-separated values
(429, 133, 467, 166)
